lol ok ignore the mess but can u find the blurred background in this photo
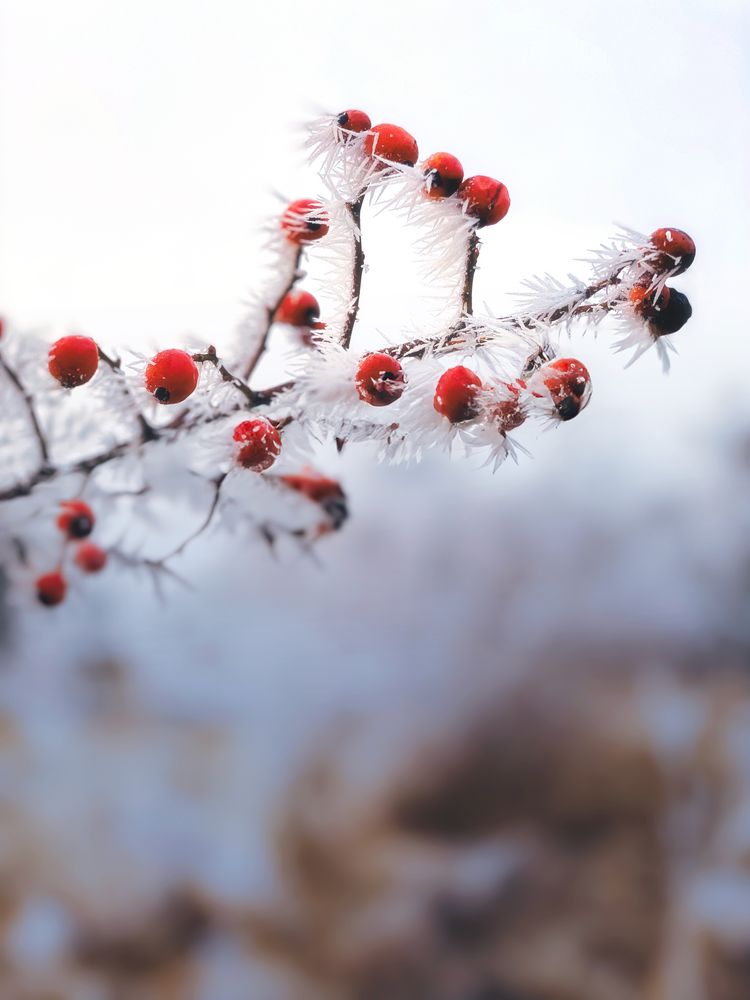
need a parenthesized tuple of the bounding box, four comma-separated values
(1, 1, 749, 996)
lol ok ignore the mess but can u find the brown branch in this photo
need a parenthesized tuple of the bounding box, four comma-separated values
(340, 195, 365, 349)
(462, 231, 480, 316)
(387, 274, 624, 361)
(241, 246, 304, 381)
(0, 439, 138, 502)
(0, 264, 628, 505)
(0, 354, 50, 465)
(193, 347, 268, 407)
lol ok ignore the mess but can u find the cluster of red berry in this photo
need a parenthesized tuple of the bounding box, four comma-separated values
(279, 108, 511, 250)
(35, 499, 107, 607)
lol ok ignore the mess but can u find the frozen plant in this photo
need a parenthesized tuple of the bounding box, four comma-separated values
(0, 108, 696, 608)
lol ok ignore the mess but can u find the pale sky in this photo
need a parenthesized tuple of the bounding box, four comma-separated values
(2, 0, 748, 493)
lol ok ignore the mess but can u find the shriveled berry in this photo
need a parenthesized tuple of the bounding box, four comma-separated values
(57, 499, 95, 539)
(144, 349, 199, 404)
(36, 571, 66, 607)
(336, 109, 371, 134)
(48, 335, 99, 388)
(275, 290, 321, 327)
(355, 353, 406, 407)
(74, 541, 108, 573)
(233, 418, 282, 472)
(364, 124, 419, 167)
(458, 176, 511, 227)
(421, 153, 464, 199)
(650, 228, 695, 274)
(281, 199, 329, 244)
(434, 366, 483, 423)
(649, 288, 692, 335)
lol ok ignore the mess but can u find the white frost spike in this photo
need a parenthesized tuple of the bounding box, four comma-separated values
(271, 340, 362, 437)
(307, 114, 381, 202)
(612, 298, 676, 373)
(229, 228, 301, 375)
(309, 198, 363, 341)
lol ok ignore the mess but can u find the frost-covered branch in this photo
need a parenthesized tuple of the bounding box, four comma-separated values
(0, 108, 697, 607)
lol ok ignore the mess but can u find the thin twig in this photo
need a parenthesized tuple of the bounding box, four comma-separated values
(387, 275, 623, 361)
(241, 246, 304, 381)
(193, 347, 268, 406)
(157, 474, 226, 563)
(97, 346, 158, 442)
(340, 194, 365, 349)
(461, 231, 480, 316)
(0, 354, 50, 464)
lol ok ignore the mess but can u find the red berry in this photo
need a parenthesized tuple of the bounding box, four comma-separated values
(422, 153, 464, 199)
(144, 349, 199, 404)
(0, 317, 5, 339)
(336, 109, 371, 134)
(650, 228, 695, 274)
(458, 176, 511, 227)
(57, 499, 95, 539)
(434, 366, 483, 423)
(275, 290, 321, 327)
(281, 472, 348, 530)
(48, 335, 99, 388)
(355, 353, 407, 407)
(36, 571, 66, 607)
(281, 199, 329, 244)
(364, 124, 419, 167)
(74, 541, 108, 573)
(536, 358, 591, 421)
(233, 418, 282, 472)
